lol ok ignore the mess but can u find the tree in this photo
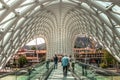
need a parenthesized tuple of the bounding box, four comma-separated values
(101, 49, 117, 68)
(18, 55, 28, 68)
(31, 46, 36, 50)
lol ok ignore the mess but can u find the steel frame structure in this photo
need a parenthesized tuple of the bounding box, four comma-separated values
(0, 0, 120, 68)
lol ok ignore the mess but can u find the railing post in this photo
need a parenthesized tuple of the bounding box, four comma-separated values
(82, 64, 84, 76)
(15, 69, 17, 80)
(46, 59, 50, 69)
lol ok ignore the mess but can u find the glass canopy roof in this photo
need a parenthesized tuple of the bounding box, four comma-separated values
(0, 0, 120, 68)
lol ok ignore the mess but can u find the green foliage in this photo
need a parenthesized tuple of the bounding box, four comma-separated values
(103, 49, 112, 63)
(18, 55, 28, 67)
(101, 49, 118, 67)
(100, 63, 107, 68)
(31, 46, 36, 50)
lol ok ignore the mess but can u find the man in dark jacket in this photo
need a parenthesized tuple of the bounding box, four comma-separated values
(54, 54, 58, 69)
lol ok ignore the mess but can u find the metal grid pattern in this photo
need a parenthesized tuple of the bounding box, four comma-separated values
(0, 0, 120, 68)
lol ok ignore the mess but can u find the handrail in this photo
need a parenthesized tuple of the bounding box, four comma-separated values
(0, 61, 45, 79)
(76, 61, 120, 76)
(69, 68, 81, 80)
(43, 64, 54, 80)
(73, 61, 120, 80)
(29, 62, 54, 80)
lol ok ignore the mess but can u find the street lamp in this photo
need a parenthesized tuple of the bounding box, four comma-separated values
(35, 38, 39, 63)
(83, 34, 89, 76)
(85, 48, 87, 64)
(84, 34, 89, 64)
(15, 69, 17, 80)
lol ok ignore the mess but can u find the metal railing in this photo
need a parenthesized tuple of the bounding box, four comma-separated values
(0, 61, 54, 80)
(73, 61, 120, 80)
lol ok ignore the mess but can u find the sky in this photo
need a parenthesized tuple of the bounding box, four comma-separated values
(26, 38, 45, 45)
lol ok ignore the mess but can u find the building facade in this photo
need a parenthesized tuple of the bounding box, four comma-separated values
(13, 49, 46, 64)
(74, 48, 104, 64)
(12, 48, 104, 64)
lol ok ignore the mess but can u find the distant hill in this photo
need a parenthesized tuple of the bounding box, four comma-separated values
(74, 37, 102, 49)
(74, 37, 92, 48)
(23, 37, 102, 50)
(23, 43, 46, 50)
(22, 45, 31, 50)
(37, 43, 46, 50)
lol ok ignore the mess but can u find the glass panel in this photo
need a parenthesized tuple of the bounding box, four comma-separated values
(74, 62, 120, 80)
(67, 0, 81, 3)
(34, 6, 40, 11)
(96, 1, 112, 7)
(43, 2, 50, 5)
(0, 18, 16, 30)
(16, 17, 25, 27)
(3, 0, 16, 6)
(4, 42, 10, 52)
(115, 25, 120, 28)
(13, 29, 19, 39)
(99, 30, 103, 36)
(0, 12, 15, 24)
(116, 28, 120, 33)
(115, 25, 120, 33)
(92, 7, 98, 11)
(15, 4, 34, 13)
(3, 32, 12, 46)
(0, 9, 6, 17)
(21, 0, 35, 5)
(27, 6, 40, 16)
(112, 5, 120, 14)
(101, 13, 109, 20)
(0, 2, 3, 9)
(104, 24, 112, 36)
(107, 34, 112, 43)
(116, 36, 120, 44)
(3, 0, 10, 3)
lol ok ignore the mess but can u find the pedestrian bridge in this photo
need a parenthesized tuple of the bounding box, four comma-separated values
(0, 61, 120, 80)
(0, 0, 120, 69)
(0, 1, 120, 80)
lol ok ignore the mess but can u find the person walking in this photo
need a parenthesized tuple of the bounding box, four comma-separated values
(68, 55, 72, 70)
(54, 54, 58, 69)
(69, 55, 75, 72)
(61, 55, 69, 77)
(46, 59, 50, 69)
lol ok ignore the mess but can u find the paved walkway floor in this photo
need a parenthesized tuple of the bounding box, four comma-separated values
(47, 63, 75, 80)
